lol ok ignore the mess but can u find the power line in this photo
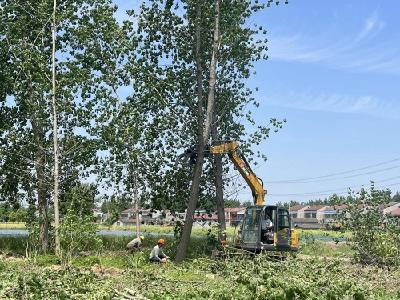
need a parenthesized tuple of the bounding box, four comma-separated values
(268, 182, 400, 198)
(268, 157, 400, 183)
(230, 175, 400, 198)
(268, 180, 400, 197)
(224, 157, 400, 197)
(269, 165, 400, 184)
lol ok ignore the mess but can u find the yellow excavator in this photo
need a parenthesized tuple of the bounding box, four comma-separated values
(184, 140, 299, 253)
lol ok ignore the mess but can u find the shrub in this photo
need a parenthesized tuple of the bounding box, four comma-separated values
(60, 207, 102, 260)
(340, 185, 400, 266)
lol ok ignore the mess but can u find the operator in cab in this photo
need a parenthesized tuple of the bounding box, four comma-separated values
(261, 214, 274, 244)
(149, 239, 170, 263)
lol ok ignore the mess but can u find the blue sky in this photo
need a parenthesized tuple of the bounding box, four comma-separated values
(113, 1, 400, 204)
(240, 0, 400, 203)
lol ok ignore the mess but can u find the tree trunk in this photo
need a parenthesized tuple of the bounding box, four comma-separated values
(175, 0, 221, 262)
(211, 114, 225, 230)
(134, 173, 140, 238)
(194, 1, 204, 149)
(127, 139, 140, 237)
(32, 119, 48, 253)
(51, 0, 61, 256)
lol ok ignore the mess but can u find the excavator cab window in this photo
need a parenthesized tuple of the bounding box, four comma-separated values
(241, 207, 261, 244)
(276, 208, 291, 247)
(278, 209, 290, 229)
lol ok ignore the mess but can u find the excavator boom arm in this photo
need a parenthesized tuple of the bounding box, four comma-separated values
(209, 141, 265, 206)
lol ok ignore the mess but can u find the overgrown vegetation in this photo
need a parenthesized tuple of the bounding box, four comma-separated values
(341, 185, 400, 266)
(1, 252, 399, 299)
(1, 225, 399, 299)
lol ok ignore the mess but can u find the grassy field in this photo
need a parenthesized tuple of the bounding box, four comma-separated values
(0, 222, 235, 235)
(98, 224, 239, 236)
(297, 228, 350, 239)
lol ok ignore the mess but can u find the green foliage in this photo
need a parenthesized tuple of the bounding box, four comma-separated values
(101, 195, 131, 225)
(7, 208, 28, 222)
(223, 199, 241, 208)
(341, 185, 400, 266)
(1, 255, 399, 300)
(205, 224, 223, 249)
(293, 193, 357, 207)
(1, 0, 126, 250)
(300, 236, 353, 258)
(0, 236, 28, 255)
(2, 232, 400, 299)
(93, 0, 288, 213)
(241, 201, 253, 207)
(26, 221, 55, 254)
(207, 256, 373, 300)
(34, 255, 62, 267)
(59, 207, 102, 259)
(0, 265, 114, 299)
(0, 203, 27, 222)
(60, 183, 96, 217)
(392, 192, 400, 202)
(173, 219, 184, 240)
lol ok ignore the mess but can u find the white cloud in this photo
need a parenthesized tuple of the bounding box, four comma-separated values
(355, 10, 385, 42)
(267, 91, 400, 119)
(268, 11, 399, 75)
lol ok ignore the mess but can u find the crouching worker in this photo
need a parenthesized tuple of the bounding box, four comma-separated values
(126, 235, 144, 253)
(149, 239, 170, 263)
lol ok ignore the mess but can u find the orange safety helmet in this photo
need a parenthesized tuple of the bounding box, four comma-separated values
(158, 239, 166, 246)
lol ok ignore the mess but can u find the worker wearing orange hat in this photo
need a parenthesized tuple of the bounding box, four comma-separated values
(149, 238, 170, 263)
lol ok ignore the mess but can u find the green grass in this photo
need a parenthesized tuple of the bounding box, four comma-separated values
(98, 224, 237, 236)
(0, 234, 218, 261)
(1, 229, 353, 259)
(300, 241, 354, 257)
(298, 228, 351, 239)
(0, 236, 28, 255)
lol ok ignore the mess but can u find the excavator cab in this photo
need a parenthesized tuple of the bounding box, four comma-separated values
(235, 205, 298, 253)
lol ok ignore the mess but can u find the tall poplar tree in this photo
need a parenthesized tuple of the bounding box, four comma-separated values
(128, 0, 286, 260)
(0, 0, 126, 251)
